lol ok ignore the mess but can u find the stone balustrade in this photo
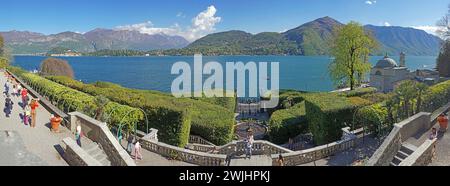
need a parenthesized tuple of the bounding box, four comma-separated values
(399, 138, 437, 166)
(271, 138, 356, 166)
(189, 135, 215, 146)
(62, 137, 102, 166)
(139, 132, 226, 166)
(69, 112, 136, 166)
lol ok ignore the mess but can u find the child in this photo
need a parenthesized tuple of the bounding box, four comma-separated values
(24, 105, 31, 126)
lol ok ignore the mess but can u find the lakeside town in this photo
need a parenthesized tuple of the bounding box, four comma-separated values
(0, 1, 450, 167)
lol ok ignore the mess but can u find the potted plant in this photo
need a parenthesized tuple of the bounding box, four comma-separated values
(50, 114, 62, 133)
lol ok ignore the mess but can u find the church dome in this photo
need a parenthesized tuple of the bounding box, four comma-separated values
(375, 55, 397, 68)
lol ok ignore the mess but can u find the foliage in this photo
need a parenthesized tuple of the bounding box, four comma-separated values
(0, 57, 8, 69)
(45, 75, 235, 145)
(437, 40, 450, 77)
(339, 87, 377, 97)
(7, 66, 144, 133)
(421, 80, 450, 112)
(268, 102, 308, 144)
(329, 21, 378, 90)
(40, 58, 74, 79)
(304, 93, 360, 145)
(355, 104, 389, 136)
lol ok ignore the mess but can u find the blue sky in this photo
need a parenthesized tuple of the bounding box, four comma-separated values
(0, 0, 448, 40)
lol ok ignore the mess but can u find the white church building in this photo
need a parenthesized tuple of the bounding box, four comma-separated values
(369, 52, 440, 93)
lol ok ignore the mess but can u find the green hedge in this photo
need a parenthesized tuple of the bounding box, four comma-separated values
(355, 103, 388, 135)
(7, 66, 144, 134)
(304, 93, 361, 145)
(268, 102, 307, 144)
(422, 80, 450, 112)
(0, 57, 8, 69)
(45, 75, 235, 145)
(338, 87, 378, 97)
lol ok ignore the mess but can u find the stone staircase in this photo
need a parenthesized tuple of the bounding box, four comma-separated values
(83, 142, 111, 166)
(390, 142, 417, 166)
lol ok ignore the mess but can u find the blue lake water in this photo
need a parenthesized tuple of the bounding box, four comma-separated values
(11, 55, 437, 94)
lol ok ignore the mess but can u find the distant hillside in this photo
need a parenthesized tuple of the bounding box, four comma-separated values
(0, 29, 190, 54)
(181, 17, 442, 56)
(364, 25, 441, 56)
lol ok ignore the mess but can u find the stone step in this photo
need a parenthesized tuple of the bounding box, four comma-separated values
(401, 142, 417, 155)
(83, 143, 99, 152)
(396, 150, 410, 159)
(391, 156, 402, 165)
(389, 162, 397, 166)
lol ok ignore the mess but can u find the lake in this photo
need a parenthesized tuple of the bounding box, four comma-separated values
(11, 55, 437, 94)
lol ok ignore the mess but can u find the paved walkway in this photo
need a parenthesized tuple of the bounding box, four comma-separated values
(0, 70, 71, 166)
(428, 111, 450, 166)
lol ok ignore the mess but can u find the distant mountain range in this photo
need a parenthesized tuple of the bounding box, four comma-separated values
(0, 29, 190, 54)
(0, 16, 442, 56)
(185, 17, 442, 56)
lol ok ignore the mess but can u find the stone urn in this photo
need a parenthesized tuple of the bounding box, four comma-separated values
(50, 116, 62, 132)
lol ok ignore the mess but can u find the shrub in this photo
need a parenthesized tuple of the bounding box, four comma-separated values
(354, 104, 389, 135)
(304, 93, 359, 145)
(268, 102, 307, 144)
(339, 87, 377, 97)
(45, 75, 235, 145)
(361, 92, 394, 103)
(40, 58, 74, 79)
(421, 80, 450, 112)
(0, 57, 8, 69)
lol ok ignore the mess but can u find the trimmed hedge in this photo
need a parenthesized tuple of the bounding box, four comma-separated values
(7, 66, 145, 135)
(304, 93, 360, 145)
(421, 80, 450, 112)
(45, 75, 235, 145)
(268, 102, 307, 144)
(355, 103, 388, 135)
(339, 87, 377, 97)
(0, 57, 8, 69)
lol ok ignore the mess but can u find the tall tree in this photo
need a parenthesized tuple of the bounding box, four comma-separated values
(436, 4, 450, 77)
(0, 34, 4, 56)
(329, 21, 378, 90)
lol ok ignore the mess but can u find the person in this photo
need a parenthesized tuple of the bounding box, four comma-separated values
(21, 88, 28, 109)
(75, 125, 83, 147)
(24, 105, 31, 126)
(3, 82, 9, 96)
(118, 132, 123, 146)
(134, 141, 142, 160)
(127, 134, 134, 153)
(225, 152, 233, 166)
(277, 154, 285, 166)
(12, 84, 17, 97)
(245, 129, 254, 159)
(17, 84, 22, 97)
(429, 128, 437, 140)
(30, 98, 39, 128)
(50, 114, 62, 132)
(437, 113, 449, 132)
(4, 94, 13, 118)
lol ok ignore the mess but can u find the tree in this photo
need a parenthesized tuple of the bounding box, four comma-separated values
(437, 41, 450, 77)
(329, 21, 378, 90)
(436, 4, 450, 77)
(94, 95, 109, 121)
(0, 34, 4, 56)
(415, 82, 429, 114)
(40, 58, 74, 78)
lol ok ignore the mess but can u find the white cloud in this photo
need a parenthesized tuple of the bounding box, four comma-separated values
(365, 0, 377, 5)
(115, 5, 221, 42)
(383, 22, 391, 27)
(177, 12, 186, 18)
(412, 25, 441, 36)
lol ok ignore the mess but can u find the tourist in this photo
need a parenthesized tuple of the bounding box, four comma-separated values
(277, 154, 285, 166)
(23, 105, 31, 126)
(245, 129, 254, 159)
(17, 84, 22, 97)
(437, 113, 449, 132)
(75, 125, 83, 147)
(4, 94, 13, 118)
(429, 128, 438, 140)
(30, 98, 39, 128)
(21, 88, 28, 109)
(3, 82, 9, 96)
(134, 141, 142, 160)
(127, 133, 134, 153)
(12, 84, 17, 97)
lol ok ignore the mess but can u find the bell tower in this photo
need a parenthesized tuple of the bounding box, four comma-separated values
(399, 52, 406, 67)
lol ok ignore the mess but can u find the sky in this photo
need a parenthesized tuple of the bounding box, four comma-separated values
(0, 0, 449, 41)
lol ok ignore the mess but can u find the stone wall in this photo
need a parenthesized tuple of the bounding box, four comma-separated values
(367, 112, 432, 166)
(399, 138, 437, 166)
(62, 137, 102, 166)
(69, 112, 135, 166)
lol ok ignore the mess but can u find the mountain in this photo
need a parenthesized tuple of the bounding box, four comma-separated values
(0, 29, 190, 54)
(183, 17, 442, 56)
(364, 25, 441, 56)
